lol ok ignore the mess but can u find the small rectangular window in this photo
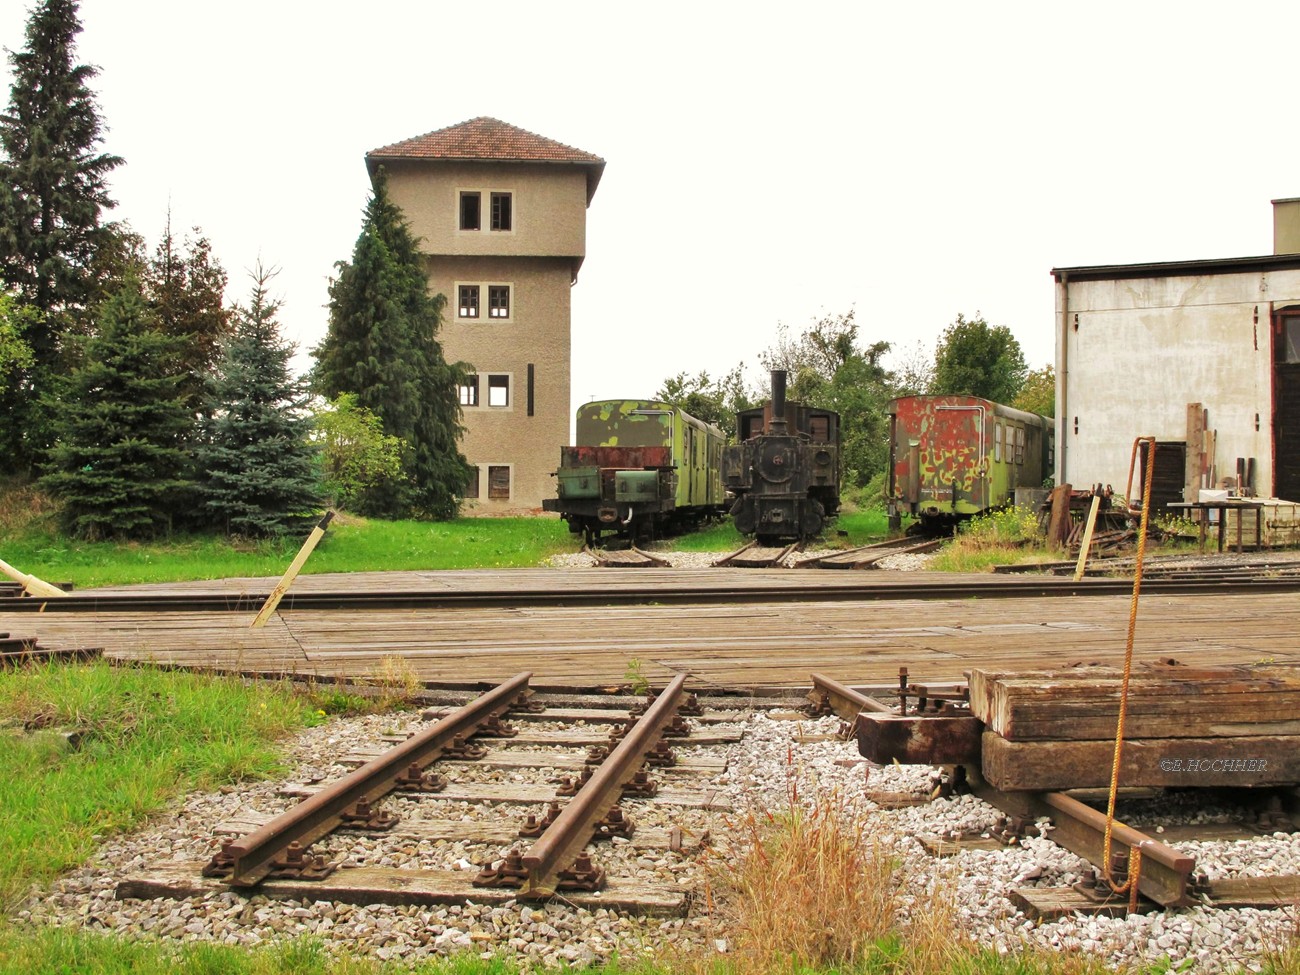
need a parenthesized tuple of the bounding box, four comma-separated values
(459, 192, 481, 231)
(488, 374, 509, 408)
(1286, 318, 1300, 364)
(993, 422, 1003, 462)
(809, 415, 829, 442)
(488, 465, 510, 499)
(459, 285, 479, 319)
(459, 375, 479, 407)
(488, 285, 511, 319)
(490, 192, 512, 231)
(464, 466, 480, 499)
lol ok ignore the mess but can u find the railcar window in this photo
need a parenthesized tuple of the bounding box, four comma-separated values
(488, 466, 510, 500)
(1016, 428, 1026, 464)
(994, 422, 1002, 463)
(809, 415, 829, 441)
(1285, 317, 1300, 363)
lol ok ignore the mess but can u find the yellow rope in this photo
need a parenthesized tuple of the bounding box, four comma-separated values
(1102, 438, 1156, 913)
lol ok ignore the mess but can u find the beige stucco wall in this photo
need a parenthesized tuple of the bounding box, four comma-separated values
(429, 256, 571, 513)
(1055, 270, 1298, 497)
(381, 160, 587, 261)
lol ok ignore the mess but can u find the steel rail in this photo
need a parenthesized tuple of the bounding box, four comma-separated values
(808, 672, 896, 719)
(1036, 790, 1198, 907)
(10, 574, 1300, 615)
(520, 672, 689, 896)
(214, 671, 532, 886)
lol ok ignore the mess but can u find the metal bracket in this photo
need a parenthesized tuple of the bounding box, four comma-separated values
(339, 797, 399, 831)
(393, 762, 447, 793)
(473, 849, 528, 888)
(556, 853, 606, 891)
(265, 841, 338, 881)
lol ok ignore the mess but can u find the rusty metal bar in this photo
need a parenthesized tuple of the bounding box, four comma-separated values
(1037, 791, 1197, 907)
(809, 672, 896, 719)
(218, 671, 532, 886)
(520, 672, 689, 896)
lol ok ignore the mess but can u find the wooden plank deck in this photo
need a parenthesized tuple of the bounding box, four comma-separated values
(4, 570, 1299, 689)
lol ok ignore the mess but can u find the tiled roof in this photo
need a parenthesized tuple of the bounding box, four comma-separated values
(368, 117, 603, 165)
(366, 117, 605, 202)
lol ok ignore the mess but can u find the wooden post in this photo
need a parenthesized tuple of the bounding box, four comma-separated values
(1072, 495, 1102, 581)
(1185, 403, 1204, 502)
(1046, 483, 1073, 550)
(251, 512, 335, 629)
(0, 557, 68, 599)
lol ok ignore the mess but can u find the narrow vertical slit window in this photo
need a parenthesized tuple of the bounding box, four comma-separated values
(527, 363, 535, 417)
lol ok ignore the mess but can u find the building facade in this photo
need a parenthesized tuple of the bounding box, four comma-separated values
(1053, 200, 1300, 503)
(365, 118, 604, 513)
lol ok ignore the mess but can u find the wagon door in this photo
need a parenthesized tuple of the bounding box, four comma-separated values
(1276, 310, 1300, 501)
(920, 403, 988, 514)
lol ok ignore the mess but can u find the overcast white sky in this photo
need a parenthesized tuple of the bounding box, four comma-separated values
(5, 1, 1300, 416)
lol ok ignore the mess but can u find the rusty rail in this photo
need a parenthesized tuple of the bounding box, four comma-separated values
(207, 672, 533, 886)
(1037, 790, 1199, 907)
(476, 673, 690, 897)
(808, 672, 897, 719)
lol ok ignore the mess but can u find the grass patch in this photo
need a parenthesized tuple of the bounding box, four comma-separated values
(927, 506, 1052, 573)
(0, 511, 575, 588)
(0, 661, 311, 914)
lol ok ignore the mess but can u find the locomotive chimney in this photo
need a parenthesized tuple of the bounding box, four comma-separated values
(769, 370, 788, 434)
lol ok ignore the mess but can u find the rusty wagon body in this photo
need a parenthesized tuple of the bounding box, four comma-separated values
(888, 395, 1053, 531)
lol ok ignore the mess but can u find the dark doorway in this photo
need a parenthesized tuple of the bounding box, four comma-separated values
(1275, 311, 1300, 501)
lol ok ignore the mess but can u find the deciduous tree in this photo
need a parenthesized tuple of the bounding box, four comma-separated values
(1012, 365, 1055, 418)
(312, 393, 408, 514)
(654, 365, 753, 438)
(931, 312, 1027, 405)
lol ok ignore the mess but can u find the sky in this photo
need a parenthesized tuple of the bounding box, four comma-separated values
(5, 1, 1300, 417)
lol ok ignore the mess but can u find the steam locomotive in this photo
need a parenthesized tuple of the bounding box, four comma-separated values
(722, 371, 841, 543)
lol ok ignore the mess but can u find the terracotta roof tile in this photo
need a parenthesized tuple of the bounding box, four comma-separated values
(367, 117, 604, 166)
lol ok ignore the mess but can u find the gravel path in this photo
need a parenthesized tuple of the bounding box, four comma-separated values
(11, 707, 1300, 971)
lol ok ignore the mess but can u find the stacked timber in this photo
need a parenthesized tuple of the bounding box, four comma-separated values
(967, 662, 1300, 792)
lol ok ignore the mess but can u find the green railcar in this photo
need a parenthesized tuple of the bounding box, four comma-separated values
(542, 400, 726, 543)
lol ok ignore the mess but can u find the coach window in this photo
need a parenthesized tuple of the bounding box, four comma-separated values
(463, 466, 480, 499)
(458, 285, 480, 319)
(459, 375, 479, 407)
(993, 422, 1003, 463)
(1015, 428, 1026, 464)
(488, 465, 510, 500)
(488, 374, 510, 408)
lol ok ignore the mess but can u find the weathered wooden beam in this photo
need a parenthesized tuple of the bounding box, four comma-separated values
(981, 730, 1300, 791)
(855, 711, 982, 766)
(251, 511, 334, 628)
(0, 557, 68, 599)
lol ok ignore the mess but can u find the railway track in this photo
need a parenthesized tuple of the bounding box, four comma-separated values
(121, 673, 741, 914)
(8, 570, 1300, 614)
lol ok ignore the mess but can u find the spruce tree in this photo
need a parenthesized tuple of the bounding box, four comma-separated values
(312, 171, 469, 518)
(0, 0, 122, 468)
(41, 276, 192, 539)
(199, 266, 320, 537)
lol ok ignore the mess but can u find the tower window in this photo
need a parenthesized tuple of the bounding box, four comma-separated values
(490, 192, 512, 231)
(488, 285, 511, 319)
(488, 374, 509, 408)
(459, 192, 481, 231)
(458, 285, 480, 319)
(459, 375, 479, 407)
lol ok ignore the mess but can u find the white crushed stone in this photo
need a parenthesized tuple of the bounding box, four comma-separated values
(10, 708, 1300, 971)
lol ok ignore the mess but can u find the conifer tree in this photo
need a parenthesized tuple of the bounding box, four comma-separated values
(312, 171, 469, 518)
(0, 0, 122, 468)
(41, 276, 192, 539)
(199, 266, 319, 537)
